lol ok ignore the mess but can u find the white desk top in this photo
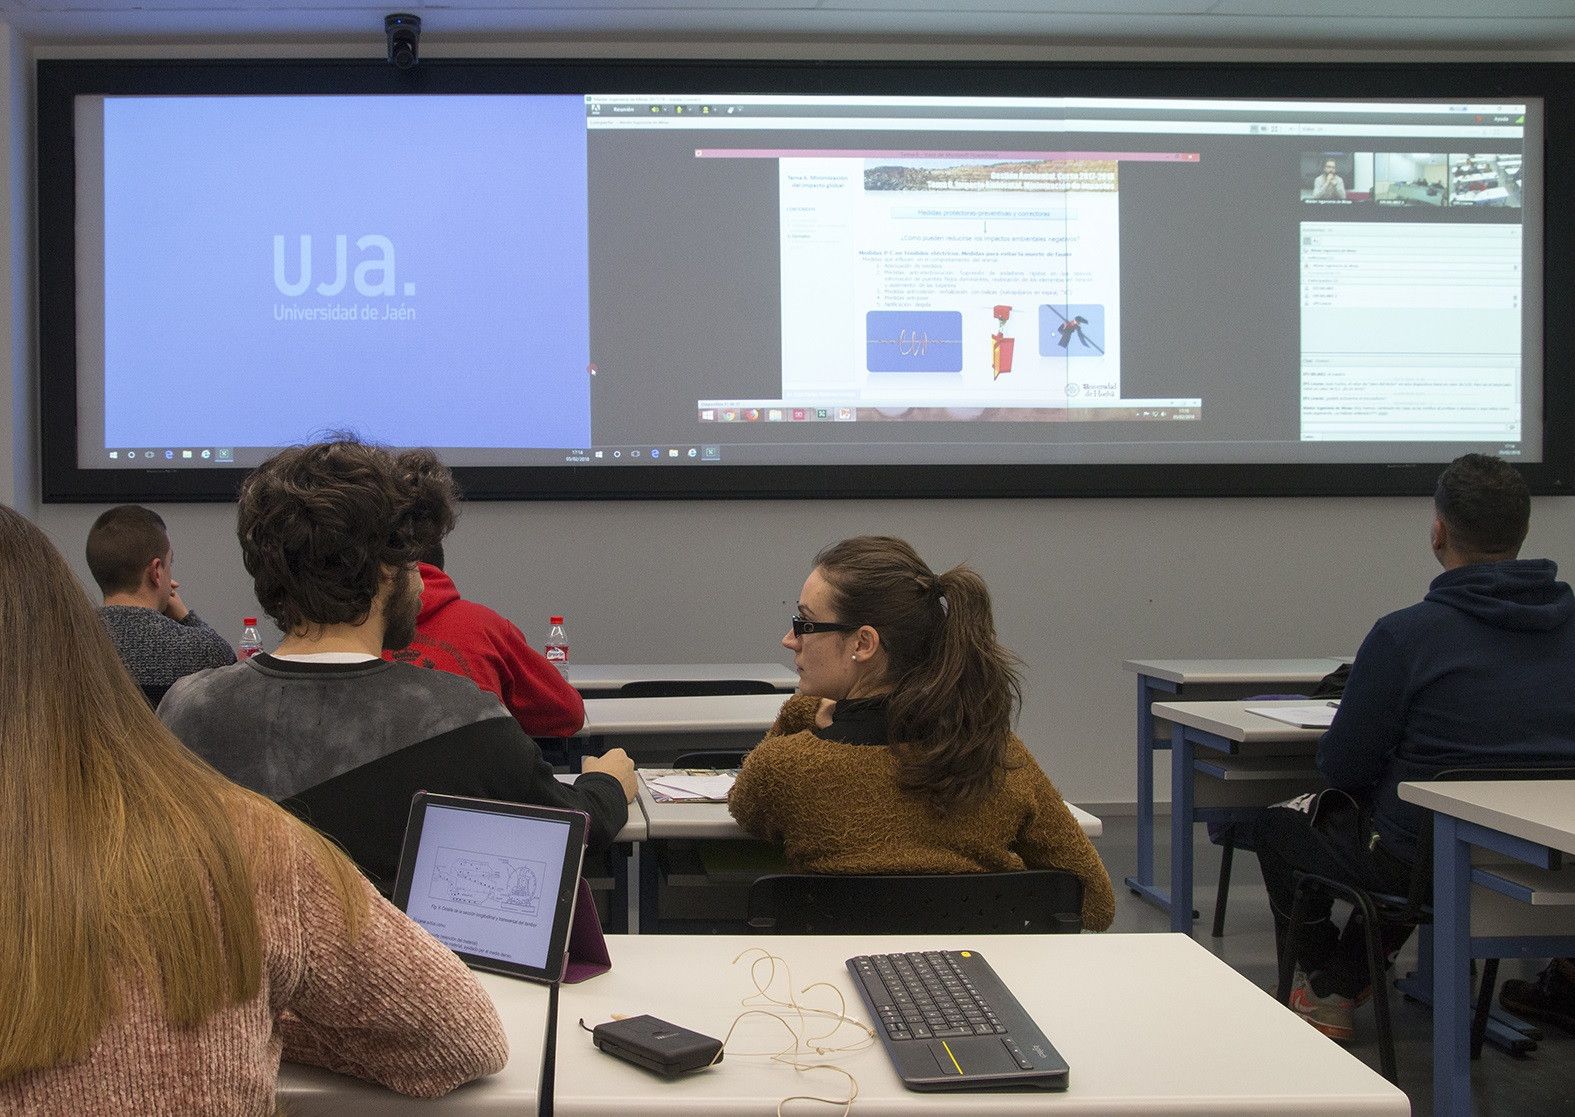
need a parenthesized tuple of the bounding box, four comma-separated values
(275, 971, 548, 1114)
(1150, 700, 1329, 744)
(635, 772, 1103, 839)
(1123, 657, 1349, 685)
(556, 773, 649, 841)
(1399, 780, 1575, 857)
(567, 663, 797, 691)
(573, 693, 787, 738)
(554, 933, 1407, 1115)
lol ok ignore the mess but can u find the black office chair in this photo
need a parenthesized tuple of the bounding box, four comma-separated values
(139, 682, 172, 710)
(672, 748, 752, 769)
(1276, 764, 1575, 1084)
(618, 679, 779, 698)
(747, 871, 1084, 935)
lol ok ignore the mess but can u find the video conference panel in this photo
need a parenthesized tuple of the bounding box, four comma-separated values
(37, 61, 1575, 499)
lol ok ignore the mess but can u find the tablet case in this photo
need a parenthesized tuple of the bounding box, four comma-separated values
(592, 1015, 723, 1076)
(562, 877, 612, 984)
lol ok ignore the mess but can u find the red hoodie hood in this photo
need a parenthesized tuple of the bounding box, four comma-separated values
(416, 562, 461, 624)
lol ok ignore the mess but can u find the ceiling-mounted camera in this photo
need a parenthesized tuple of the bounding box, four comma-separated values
(385, 13, 421, 70)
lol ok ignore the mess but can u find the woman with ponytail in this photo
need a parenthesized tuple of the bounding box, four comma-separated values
(729, 535, 1114, 930)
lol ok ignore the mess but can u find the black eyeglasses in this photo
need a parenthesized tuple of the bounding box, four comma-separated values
(790, 614, 863, 637)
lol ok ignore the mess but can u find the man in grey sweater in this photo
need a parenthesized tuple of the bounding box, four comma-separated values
(87, 505, 235, 704)
(158, 439, 635, 893)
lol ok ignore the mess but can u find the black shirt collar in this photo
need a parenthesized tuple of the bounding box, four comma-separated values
(811, 696, 890, 746)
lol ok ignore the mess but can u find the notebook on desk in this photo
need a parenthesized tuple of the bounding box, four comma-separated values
(848, 949, 1069, 1091)
(391, 792, 595, 984)
(642, 769, 738, 802)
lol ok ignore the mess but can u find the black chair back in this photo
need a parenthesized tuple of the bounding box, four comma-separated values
(139, 682, 172, 710)
(672, 749, 752, 769)
(619, 679, 779, 698)
(747, 871, 1083, 935)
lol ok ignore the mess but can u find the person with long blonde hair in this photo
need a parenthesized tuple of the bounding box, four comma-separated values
(729, 535, 1115, 930)
(0, 504, 507, 1112)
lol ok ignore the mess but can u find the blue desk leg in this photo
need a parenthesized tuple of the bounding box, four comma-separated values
(1433, 813, 1473, 1117)
(1126, 674, 1179, 910)
(1169, 722, 1196, 935)
(1399, 938, 1540, 1052)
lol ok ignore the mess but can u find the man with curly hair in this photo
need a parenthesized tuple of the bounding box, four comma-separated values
(159, 438, 634, 893)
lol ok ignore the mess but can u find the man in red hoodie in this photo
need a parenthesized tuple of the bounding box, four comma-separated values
(386, 541, 586, 739)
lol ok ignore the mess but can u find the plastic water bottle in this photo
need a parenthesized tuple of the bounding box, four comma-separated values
(545, 615, 569, 678)
(238, 617, 263, 660)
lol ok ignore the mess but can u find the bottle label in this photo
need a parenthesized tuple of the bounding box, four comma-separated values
(237, 646, 263, 660)
(545, 644, 568, 664)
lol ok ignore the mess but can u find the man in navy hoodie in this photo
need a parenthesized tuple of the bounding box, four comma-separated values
(1255, 453, 1575, 1040)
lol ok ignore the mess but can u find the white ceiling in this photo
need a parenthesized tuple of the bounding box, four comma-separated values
(1, 0, 1573, 49)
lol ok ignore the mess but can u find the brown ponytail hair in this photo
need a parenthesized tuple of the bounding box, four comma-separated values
(814, 536, 1024, 811)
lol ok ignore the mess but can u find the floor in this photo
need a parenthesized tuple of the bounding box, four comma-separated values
(1102, 813, 1575, 1117)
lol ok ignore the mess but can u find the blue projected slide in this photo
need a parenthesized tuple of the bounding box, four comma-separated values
(102, 95, 590, 449)
(865, 310, 964, 372)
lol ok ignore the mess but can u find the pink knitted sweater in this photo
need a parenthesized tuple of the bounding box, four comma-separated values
(0, 801, 508, 1114)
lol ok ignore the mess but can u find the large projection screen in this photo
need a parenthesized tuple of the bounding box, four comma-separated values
(36, 59, 1575, 500)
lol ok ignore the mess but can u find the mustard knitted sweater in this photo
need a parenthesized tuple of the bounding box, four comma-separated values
(729, 695, 1115, 931)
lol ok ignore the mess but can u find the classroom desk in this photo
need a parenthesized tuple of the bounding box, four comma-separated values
(637, 774, 1104, 839)
(1149, 699, 1325, 934)
(567, 663, 797, 696)
(575, 692, 787, 736)
(1399, 780, 1575, 1117)
(1122, 658, 1346, 913)
(564, 692, 787, 770)
(275, 971, 549, 1114)
(553, 933, 1408, 1115)
(632, 773, 1103, 933)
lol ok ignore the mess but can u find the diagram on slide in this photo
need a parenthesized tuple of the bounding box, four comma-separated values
(779, 154, 1122, 412)
(429, 847, 545, 916)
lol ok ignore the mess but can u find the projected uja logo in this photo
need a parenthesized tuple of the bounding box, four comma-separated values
(272, 234, 415, 297)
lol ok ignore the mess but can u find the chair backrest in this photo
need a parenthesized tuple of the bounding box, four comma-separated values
(619, 679, 779, 698)
(747, 871, 1084, 935)
(672, 749, 752, 769)
(139, 682, 172, 710)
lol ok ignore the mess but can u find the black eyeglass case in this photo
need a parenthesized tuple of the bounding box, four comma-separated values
(591, 1015, 723, 1076)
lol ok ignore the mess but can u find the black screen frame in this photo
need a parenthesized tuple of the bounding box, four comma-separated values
(36, 57, 1575, 501)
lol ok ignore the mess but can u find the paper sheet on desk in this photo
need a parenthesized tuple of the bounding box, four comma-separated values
(1245, 704, 1338, 729)
(642, 770, 737, 802)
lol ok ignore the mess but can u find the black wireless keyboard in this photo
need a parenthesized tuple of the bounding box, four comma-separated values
(848, 950, 1069, 1091)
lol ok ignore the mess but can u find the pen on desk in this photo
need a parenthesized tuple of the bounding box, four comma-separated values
(1326, 701, 1341, 709)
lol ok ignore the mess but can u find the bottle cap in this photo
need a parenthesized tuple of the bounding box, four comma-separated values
(550, 615, 565, 625)
(243, 617, 257, 626)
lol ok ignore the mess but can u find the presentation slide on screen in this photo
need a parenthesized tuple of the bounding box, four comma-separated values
(400, 806, 571, 967)
(92, 95, 591, 453)
(69, 91, 1541, 472)
(776, 153, 1126, 412)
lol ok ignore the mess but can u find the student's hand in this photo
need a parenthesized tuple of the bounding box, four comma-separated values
(815, 698, 836, 729)
(583, 747, 638, 803)
(164, 582, 191, 622)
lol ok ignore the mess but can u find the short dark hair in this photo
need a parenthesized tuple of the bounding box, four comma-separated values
(236, 440, 458, 633)
(85, 505, 169, 595)
(1434, 453, 1530, 558)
